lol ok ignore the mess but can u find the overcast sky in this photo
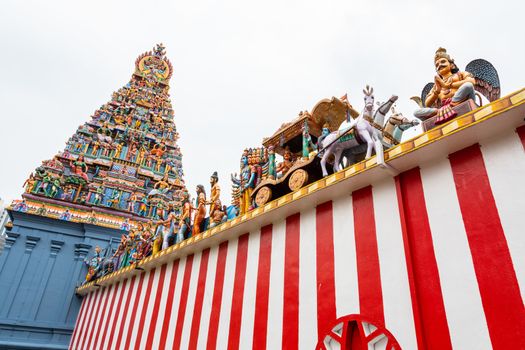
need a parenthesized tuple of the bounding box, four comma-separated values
(0, 0, 523, 206)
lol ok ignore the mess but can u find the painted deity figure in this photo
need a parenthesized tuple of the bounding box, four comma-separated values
(112, 234, 127, 270)
(414, 47, 476, 124)
(239, 150, 257, 214)
(317, 123, 331, 150)
(267, 146, 277, 180)
(70, 155, 89, 181)
(84, 246, 102, 283)
(37, 174, 51, 194)
(92, 187, 104, 205)
(138, 197, 149, 216)
(152, 222, 164, 255)
(107, 189, 121, 208)
(149, 173, 171, 197)
(155, 201, 167, 220)
(177, 191, 192, 243)
(62, 187, 74, 201)
(127, 192, 138, 212)
(23, 173, 36, 193)
(119, 232, 134, 268)
(210, 199, 226, 228)
(276, 148, 294, 177)
(208, 171, 221, 216)
(301, 119, 316, 159)
(13, 199, 28, 212)
(193, 185, 207, 235)
(159, 203, 179, 249)
(46, 178, 61, 198)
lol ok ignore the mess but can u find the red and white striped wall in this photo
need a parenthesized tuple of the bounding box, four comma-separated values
(70, 127, 525, 350)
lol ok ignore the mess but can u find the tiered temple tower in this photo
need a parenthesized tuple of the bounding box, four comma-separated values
(0, 45, 185, 350)
(16, 43, 185, 226)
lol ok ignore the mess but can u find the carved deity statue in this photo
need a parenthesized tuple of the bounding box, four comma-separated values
(208, 171, 221, 216)
(414, 48, 476, 124)
(193, 185, 207, 235)
(276, 148, 294, 177)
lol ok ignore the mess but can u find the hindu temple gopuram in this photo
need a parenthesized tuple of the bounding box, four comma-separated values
(18, 43, 185, 226)
(2, 45, 524, 350)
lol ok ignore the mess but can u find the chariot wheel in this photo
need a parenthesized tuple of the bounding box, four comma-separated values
(289, 169, 309, 191)
(316, 314, 401, 350)
(255, 186, 272, 207)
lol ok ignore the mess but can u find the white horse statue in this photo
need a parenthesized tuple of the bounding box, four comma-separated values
(319, 86, 398, 176)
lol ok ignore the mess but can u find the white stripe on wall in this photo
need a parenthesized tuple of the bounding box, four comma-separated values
(372, 178, 417, 350)
(420, 158, 492, 350)
(216, 237, 238, 350)
(239, 230, 260, 349)
(299, 208, 319, 349)
(164, 256, 187, 349)
(196, 245, 219, 349)
(332, 194, 359, 317)
(266, 220, 285, 349)
(180, 252, 201, 350)
(151, 261, 174, 349)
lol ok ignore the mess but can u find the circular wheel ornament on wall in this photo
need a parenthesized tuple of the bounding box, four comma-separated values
(316, 314, 401, 350)
(255, 186, 272, 207)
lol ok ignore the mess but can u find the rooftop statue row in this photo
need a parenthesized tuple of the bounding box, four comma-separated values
(82, 171, 232, 283)
(230, 47, 500, 212)
(20, 44, 187, 222)
(80, 47, 501, 284)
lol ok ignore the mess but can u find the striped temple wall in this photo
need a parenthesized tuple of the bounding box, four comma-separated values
(70, 91, 525, 350)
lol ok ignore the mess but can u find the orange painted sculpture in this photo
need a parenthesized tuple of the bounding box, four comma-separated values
(192, 185, 207, 235)
(413, 47, 500, 126)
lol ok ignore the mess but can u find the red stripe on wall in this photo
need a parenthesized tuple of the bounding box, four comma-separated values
(78, 288, 102, 350)
(449, 144, 525, 348)
(394, 178, 425, 350)
(352, 187, 384, 326)
(114, 276, 137, 350)
(70, 291, 92, 349)
(145, 264, 167, 350)
(91, 284, 113, 349)
(188, 249, 211, 350)
(395, 168, 452, 350)
(134, 268, 157, 350)
(252, 225, 273, 350)
(516, 125, 525, 150)
(227, 233, 250, 350)
(106, 279, 129, 350)
(85, 286, 106, 349)
(316, 201, 337, 338)
(172, 256, 194, 350)
(123, 273, 145, 350)
(159, 260, 180, 350)
(283, 213, 300, 350)
(98, 281, 122, 349)
(206, 241, 229, 350)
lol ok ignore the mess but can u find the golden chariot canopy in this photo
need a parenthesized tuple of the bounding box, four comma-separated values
(262, 96, 359, 156)
(311, 96, 360, 131)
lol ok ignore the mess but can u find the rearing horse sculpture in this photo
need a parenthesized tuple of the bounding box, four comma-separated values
(319, 86, 398, 176)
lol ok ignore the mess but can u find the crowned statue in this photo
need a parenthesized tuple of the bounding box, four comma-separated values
(413, 47, 500, 125)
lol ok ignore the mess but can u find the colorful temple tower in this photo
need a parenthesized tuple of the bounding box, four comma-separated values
(19, 43, 185, 224)
(0, 45, 185, 349)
